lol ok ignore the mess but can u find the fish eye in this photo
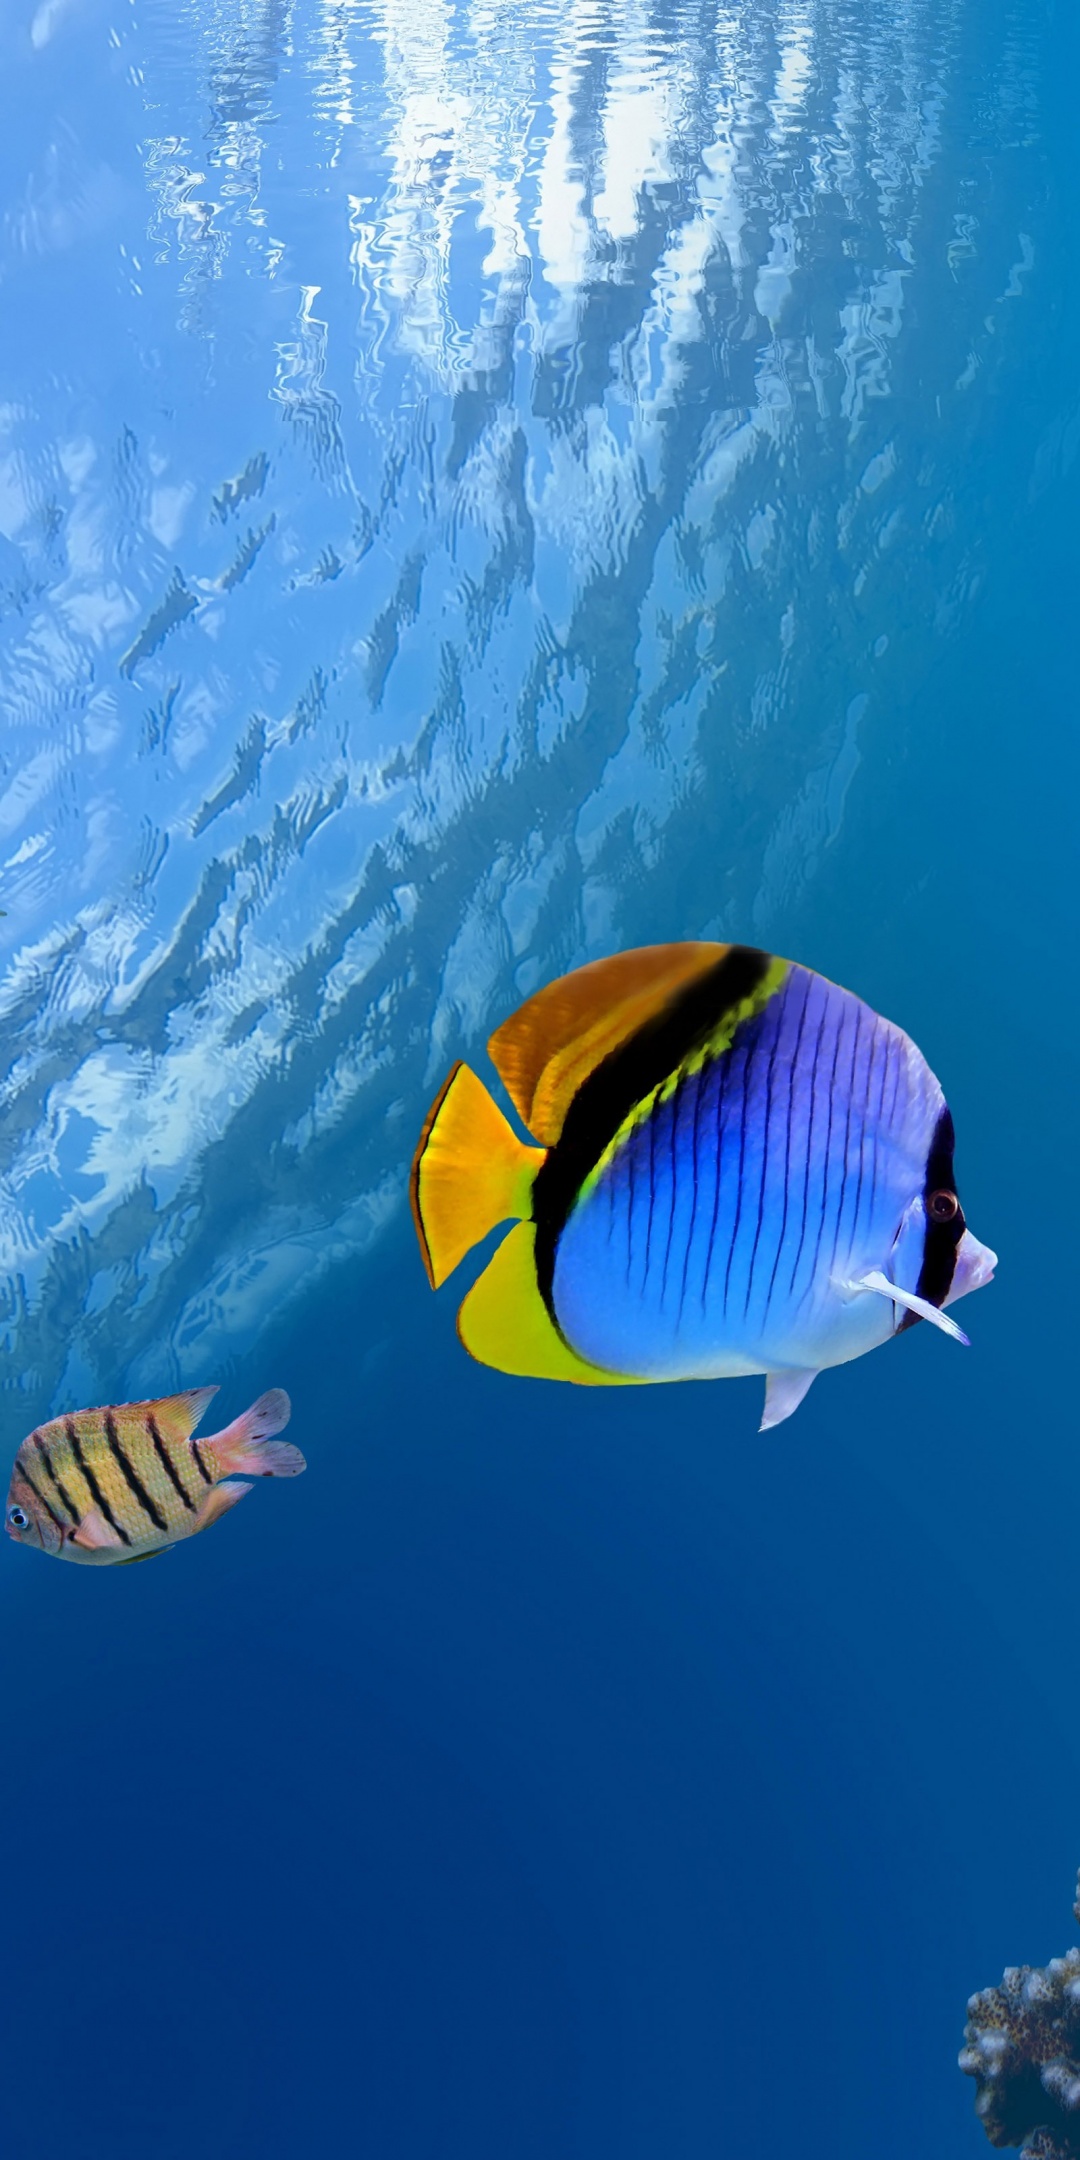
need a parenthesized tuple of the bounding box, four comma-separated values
(927, 1189, 959, 1222)
(7, 1505, 29, 1531)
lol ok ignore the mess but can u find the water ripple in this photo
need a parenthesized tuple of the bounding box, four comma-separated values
(0, 0, 1058, 1414)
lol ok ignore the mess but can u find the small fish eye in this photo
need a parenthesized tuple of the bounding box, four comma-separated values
(928, 1189, 959, 1222)
(7, 1505, 29, 1531)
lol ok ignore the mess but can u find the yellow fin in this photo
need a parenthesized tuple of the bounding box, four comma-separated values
(488, 942, 730, 1145)
(411, 1063, 546, 1289)
(136, 1387, 219, 1441)
(456, 1223, 644, 1386)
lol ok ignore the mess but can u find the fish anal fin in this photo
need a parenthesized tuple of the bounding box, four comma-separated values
(68, 1506, 125, 1553)
(457, 1223, 642, 1386)
(194, 1480, 253, 1533)
(488, 943, 730, 1145)
(411, 1062, 545, 1289)
(760, 1368, 819, 1432)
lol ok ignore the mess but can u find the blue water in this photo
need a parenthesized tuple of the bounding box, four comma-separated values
(0, 0, 1077, 2152)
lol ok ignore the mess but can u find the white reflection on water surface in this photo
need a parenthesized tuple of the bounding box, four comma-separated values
(0, 0, 1052, 1407)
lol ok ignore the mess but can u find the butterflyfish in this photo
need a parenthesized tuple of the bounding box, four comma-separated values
(410, 942, 996, 1428)
(5, 1386, 304, 1564)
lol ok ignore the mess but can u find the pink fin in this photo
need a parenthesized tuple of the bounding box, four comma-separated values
(69, 1506, 125, 1552)
(194, 1479, 253, 1532)
(202, 1389, 305, 1478)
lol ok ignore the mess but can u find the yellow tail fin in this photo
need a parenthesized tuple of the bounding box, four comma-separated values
(410, 1062, 545, 1289)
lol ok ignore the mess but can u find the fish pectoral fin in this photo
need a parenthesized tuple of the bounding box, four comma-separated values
(843, 1269, 970, 1346)
(759, 1368, 819, 1432)
(193, 1479, 253, 1533)
(68, 1506, 126, 1552)
(457, 1222, 641, 1386)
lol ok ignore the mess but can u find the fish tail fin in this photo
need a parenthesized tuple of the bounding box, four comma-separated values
(205, 1389, 306, 1477)
(411, 1061, 546, 1289)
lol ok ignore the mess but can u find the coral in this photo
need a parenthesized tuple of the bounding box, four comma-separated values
(961, 1874, 1080, 2156)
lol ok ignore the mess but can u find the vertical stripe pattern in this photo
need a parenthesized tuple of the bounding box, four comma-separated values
(9, 1397, 222, 1557)
(549, 962, 947, 1381)
(7, 1386, 300, 1563)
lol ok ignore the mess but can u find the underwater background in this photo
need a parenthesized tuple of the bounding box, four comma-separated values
(0, 0, 1076, 2152)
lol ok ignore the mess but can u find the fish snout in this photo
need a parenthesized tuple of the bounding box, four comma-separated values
(965, 1233, 997, 1287)
(946, 1229, 997, 1305)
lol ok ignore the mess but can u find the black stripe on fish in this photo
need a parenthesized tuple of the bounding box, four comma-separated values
(35, 1435, 82, 1525)
(533, 945, 774, 1318)
(868, 1021, 894, 1225)
(745, 1008, 781, 1315)
(850, 1014, 876, 1250)
(191, 1439, 214, 1485)
(66, 1422, 131, 1547)
(804, 1001, 847, 1304)
(677, 1063, 706, 1327)
(15, 1456, 66, 1533)
(886, 1036, 904, 1128)
(788, 991, 829, 1298)
(764, 968, 812, 1323)
(644, 1099, 657, 1289)
(723, 1029, 754, 1315)
(831, 1003, 864, 1273)
(660, 1079, 681, 1306)
(700, 1052, 728, 1315)
(104, 1412, 169, 1534)
(147, 1413, 196, 1512)
(899, 1106, 965, 1330)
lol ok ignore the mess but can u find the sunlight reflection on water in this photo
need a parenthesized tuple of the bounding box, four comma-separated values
(0, 0, 1054, 1412)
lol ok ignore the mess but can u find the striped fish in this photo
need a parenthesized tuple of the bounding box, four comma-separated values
(410, 942, 996, 1428)
(5, 1386, 304, 1564)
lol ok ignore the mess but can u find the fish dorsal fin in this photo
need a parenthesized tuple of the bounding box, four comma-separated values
(488, 943, 730, 1145)
(145, 1386, 219, 1440)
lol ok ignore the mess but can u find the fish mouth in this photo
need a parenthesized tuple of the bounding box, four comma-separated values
(955, 1236, 998, 1299)
(940, 1232, 997, 1308)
